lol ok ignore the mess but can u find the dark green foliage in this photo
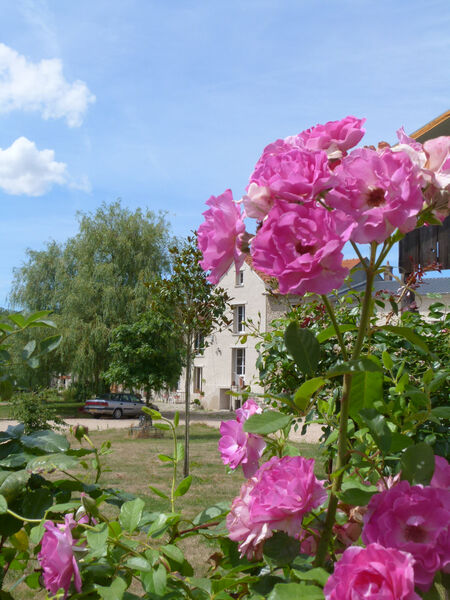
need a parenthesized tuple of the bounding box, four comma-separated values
(10, 201, 173, 393)
(104, 308, 184, 397)
(11, 391, 65, 434)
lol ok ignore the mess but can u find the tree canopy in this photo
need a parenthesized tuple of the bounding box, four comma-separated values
(11, 201, 172, 395)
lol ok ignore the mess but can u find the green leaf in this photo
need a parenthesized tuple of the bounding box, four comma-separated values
(22, 488, 53, 519)
(142, 563, 167, 595)
(326, 357, 382, 377)
(390, 432, 414, 453)
(348, 371, 383, 419)
(125, 556, 152, 572)
(431, 406, 450, 419)
(27, 453, 78, 473)
(141, 406, 161, 420)
(95, 576, 127, 600)
(338, 479, 378, 506)
(359, 409, 391, 454)
(263, 531, 300, 566)
(0, 495, 7, 514)
(158, 453, 173, 463)
(293, 377, 326, 412)
(119, 498, 145, 533)
(0, 470, 30, 504)
(148, 486, 169, 500)
(174, 411, 180, 427)
(268, 583, 324, 600)
(317, 324, 357, 343)
(86, 523, 109, 557)
(162, 544, 184, 565)
(174, 475, 192, 498)
(292, 567, 329, 587)
(382, 350, 394, 370)
(400, 442, 435, 485)
(192, 501, 230, 525)
(21, 430, 69, 453)
(7, 313, 26, 328)
(153, 422, 170, 431)
(382, 325, 430, 354)
(21, 340, 36, 360)
(244, 411, 291, 435)
(284, 322, 320, 377)
(39, 334, 62, 354)
(29, 522, 45, 545)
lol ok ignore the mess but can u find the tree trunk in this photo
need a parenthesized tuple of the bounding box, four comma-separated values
(183, 337, 192, 478)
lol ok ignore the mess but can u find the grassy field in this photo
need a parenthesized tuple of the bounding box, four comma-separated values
(7, 423, 322, 598)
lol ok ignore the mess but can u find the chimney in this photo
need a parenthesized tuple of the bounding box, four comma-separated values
(383, 261, 393, 281)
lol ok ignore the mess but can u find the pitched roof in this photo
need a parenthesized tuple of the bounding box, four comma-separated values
(342, 258, 360, 269)
(410, 110, 450, 143)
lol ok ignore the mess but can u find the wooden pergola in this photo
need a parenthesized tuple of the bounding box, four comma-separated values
(398, 110, 450, 274)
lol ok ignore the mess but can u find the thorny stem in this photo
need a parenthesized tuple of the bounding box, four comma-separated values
(314, 244, 377, 566)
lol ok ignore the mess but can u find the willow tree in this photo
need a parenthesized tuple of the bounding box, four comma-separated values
(149, 236, 230, 477)
(11, 201, 172, 395)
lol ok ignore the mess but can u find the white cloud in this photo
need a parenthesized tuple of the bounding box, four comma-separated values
(0, 136, 67, 196)
(0, 43, 95, 127)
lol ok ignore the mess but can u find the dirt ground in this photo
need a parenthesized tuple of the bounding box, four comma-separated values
(0, 408, 323, 444)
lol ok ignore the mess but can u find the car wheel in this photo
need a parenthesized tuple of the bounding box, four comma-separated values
(113, 408, 122, 419)
(94, 415, 101, 419)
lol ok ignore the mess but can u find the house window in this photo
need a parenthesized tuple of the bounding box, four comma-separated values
(194, 333, 204, 354)
(234, 305, 246, 333)
(193, 367, 203, 393)
(235, 270, 244, 286)
(232, 348, 246, 386)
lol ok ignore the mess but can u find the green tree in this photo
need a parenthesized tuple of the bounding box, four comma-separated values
(104, 308, 184, 400)
(149, 236, 230, 476)
(11, 201, 172, 394)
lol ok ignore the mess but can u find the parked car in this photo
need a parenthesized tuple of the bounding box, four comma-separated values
(83, 393, 158, 420)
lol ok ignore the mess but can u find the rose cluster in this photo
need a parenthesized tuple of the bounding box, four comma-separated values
(198, 116, 450, 295)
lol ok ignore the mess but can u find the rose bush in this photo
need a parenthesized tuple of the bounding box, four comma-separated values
(0, 116, 448, 599)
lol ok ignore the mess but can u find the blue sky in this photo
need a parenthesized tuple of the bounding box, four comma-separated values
(0, 0, 449, 305)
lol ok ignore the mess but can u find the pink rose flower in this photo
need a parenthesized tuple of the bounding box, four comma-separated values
(227, 456, 327, 558)
(227, 477, 270, 560)
(236, 398, 261, 423)
(241, 183, 273, 220)
(292, 116, 366, 159)
(197, 189, 246, 284)
(328, 147, 424, 243)
(218, 420, 266, 478)
(362, 481, 450, 590)
(251, 201, 351, 295)
(38, 514, 82, 598)
(249, 147, 333, 204)
(423, 136, 450, 189)
(219, 399, 266, 478)
(431, 455, 450, 490)
(324, 543, 420, 600)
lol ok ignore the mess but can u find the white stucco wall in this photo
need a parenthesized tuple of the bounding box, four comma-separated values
(185, 261, 270, 410)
